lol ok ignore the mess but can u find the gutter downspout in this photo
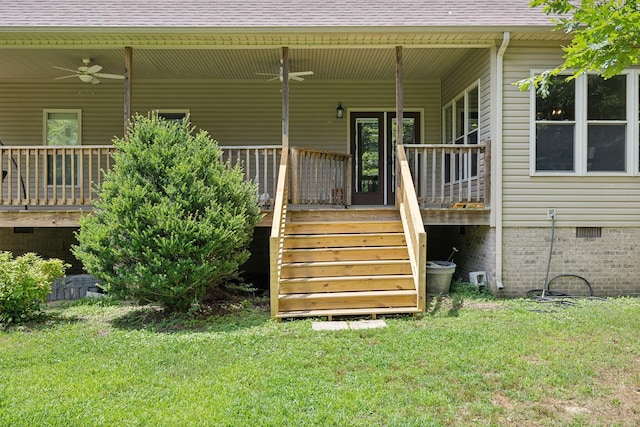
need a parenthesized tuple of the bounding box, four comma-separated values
(494, 31, 510, 290)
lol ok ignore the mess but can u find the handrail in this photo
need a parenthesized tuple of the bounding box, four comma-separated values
(269, 147, 289, 318)
(289, 147, 351, 206)
(396, 145, 427, 311)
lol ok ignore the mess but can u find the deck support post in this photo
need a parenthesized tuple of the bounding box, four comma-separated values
(395, 46, 404, 201)
(282, 46, 289, 151)
(124, 46, 133, 137)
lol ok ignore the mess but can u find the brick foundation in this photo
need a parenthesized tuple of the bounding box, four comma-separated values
(502, 227, 640, 297)
(426, 225, 495, 290)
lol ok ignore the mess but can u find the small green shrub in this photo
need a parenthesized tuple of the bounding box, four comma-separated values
(73, 113, 262, 312)
(0, 252, 68, 323)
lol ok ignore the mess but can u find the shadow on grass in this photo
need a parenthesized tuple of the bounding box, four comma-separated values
(424, 294, 464, 317)
(109, 298, 271, 334)
(1, 310, 82, 332)
(448, 296, 464, 317)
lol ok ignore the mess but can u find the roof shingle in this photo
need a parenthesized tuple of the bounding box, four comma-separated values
(0, 0, 553, 29)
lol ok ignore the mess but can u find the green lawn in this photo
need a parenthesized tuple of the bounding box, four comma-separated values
(1, 295, 639, 426)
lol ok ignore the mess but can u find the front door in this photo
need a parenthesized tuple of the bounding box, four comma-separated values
(350, 111, 420, 205)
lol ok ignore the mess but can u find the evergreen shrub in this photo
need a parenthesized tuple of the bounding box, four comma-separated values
(73, 113, 262, 312)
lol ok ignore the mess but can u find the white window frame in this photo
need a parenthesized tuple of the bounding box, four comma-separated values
(442, 80, 480, 182)
(43, 109, 82, 146)
(529, 71, 636, 176)
(43, 109, 82, 187)
(442, 80, 480, 145)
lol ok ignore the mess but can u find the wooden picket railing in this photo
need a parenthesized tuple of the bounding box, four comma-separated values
(220, 145, 282, 207)
(0, 143, 490, 213)
(403, 141, 490, 208)
(0, 145, 115, 206)
(0, 145, 282, 208)
(396, 145, 426, 311)
(289, 147, 352, 206)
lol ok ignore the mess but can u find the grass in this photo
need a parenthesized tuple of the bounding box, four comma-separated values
(1, 293, 639, 426)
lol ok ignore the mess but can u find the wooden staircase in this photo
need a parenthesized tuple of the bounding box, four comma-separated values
(275, 208, 421, 319)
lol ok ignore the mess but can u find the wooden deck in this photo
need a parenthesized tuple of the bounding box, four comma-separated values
(0, 206, 275, 228)
(1, 143, 490, 319)
(0, 204, 488, 228)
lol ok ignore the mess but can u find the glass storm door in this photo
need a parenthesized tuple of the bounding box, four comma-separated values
(351, 113, 384, 205)
(388, 112, 420, 204)
(350, 112, 420, 205)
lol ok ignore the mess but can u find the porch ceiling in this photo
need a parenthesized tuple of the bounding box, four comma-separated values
(0, 47, 485, 81)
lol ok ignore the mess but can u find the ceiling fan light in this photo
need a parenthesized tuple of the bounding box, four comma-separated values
(78, 74, 93, 83)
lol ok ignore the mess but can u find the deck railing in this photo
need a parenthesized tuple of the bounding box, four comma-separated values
(396, 145, 426, 311)
(0, 145, 282, 208)
(0, 145, 115, 206)
(220, 145, 282, 207)
(404, 141, 490, 208)
(289, 147, 352, 206)
(1, 143, 490, 211)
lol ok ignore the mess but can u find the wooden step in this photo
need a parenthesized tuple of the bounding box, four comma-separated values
(283, 233, 406, 249)
(278, 290, 417, 312)
(276, 306, 421, 319)
(281, 260, 412, 279)
(274, 207, 421, 318)
(280, 274, 415, 294)
(282, 246, 410, 263)
(288, 207, 401, 222)
(286, 220, 403, 235)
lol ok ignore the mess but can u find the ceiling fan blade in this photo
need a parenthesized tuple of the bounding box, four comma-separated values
(290, 75, 305, 81)
(255, 73, 279, 77)
(53, 66, 80, 74)
(93, 73, 124, 80)
(87, 64, 103, 74)
(55, 74, 79, 80)
(90, 77, 101, 85)
(291, 71, 314, 77)
(268, 76, 281, 81)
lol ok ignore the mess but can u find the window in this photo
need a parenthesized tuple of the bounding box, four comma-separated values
(157, 110, 189, 121)
(534, 75, 575, 171)
(43, 110, 81, 185)
(532, 73, 631, 175)
(587, 75, 626, 172)
(44, 110, 81, 146)
(443, 81, 480, 181)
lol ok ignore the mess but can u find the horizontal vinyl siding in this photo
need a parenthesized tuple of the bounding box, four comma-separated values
(292, 80, 440, 153)
(0, 79, 440, 152)
(503, 42, 640, 227)
(0, 81, 123, 146)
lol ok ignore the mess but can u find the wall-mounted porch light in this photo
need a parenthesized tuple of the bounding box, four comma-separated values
(336, 103, 345, 119)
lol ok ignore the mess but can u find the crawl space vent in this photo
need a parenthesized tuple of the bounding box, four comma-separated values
(576, 227, 601, 238)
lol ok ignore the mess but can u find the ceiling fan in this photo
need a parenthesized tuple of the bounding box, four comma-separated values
(53, 58, 124, 85)
(256, 61, 314, 82)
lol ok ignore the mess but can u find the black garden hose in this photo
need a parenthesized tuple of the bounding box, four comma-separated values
(527, 215, 595, 301)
